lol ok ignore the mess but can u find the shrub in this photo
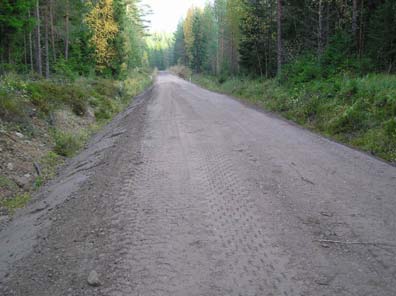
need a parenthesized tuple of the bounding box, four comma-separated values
(0, 193, 31, 214)
(92, 79, 120, 98)
(94, 97, 120, 121)
(52, 129, 86, 157)
(169, 65, 192, 80)
(53, 59, 78, 81)
(0, 90, 25, 119)
(281, 55, 322, 84)
(0, 176, 18, 191)
(26, 80, 89, 116)
(62, 86, 88, 115)
(0, 74, 29, 120)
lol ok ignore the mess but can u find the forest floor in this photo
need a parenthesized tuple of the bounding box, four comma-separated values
(1, 72, 396, 295)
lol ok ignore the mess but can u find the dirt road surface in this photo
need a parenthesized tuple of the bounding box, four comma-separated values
(1, 73, 396, 296)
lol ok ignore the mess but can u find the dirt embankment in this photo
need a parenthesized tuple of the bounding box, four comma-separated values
(0, 73, 152, 220)
(0, 108, 94, 217)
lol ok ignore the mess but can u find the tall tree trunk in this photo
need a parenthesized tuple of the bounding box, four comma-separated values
(28, 10, 34, 73)
(50, 0, 56, 63)
(220, 27, 224, 73)
(318, 0, 323, 56)
(352, 0, 358, 40)
(65, 0, 69, 60)
(269, 0, 273, 76)
(277, 0, 282, 76)
(8, 43, 12, 64)
(216, 27, 220, 75)
(255, 42, 263, 78)
(358, 0, 364, 56)
(34, 0, 42, 75)
(44, 3, 50, 78)
(24, 32, 28, 71)
(325, 1, 330, 47)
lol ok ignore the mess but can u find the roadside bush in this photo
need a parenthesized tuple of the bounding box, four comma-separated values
(92, 79, 120, 98)
(169, 65, 192, 80)
(281, 55, 322, 84)
(94, 97, 120, 121)
(0, 176, 18, 191)
(53, 59, 78, 81)
(0, 90, 25, 119)
(62, 86, 88, 115)
(27, 80, 89, 116)
(122, 71, 152, 102)
(0, 193, 31, 214)
(52, 129, 86, 157)
(0, 74, 29, 120)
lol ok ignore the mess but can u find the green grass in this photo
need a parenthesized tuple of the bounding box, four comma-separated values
(193, 73, 396, 162)
(34, 151, 65, 189)
(52, 129, 88, 157)
(1, 69, 152, 156)
(0, 176, 18, 191)
(0, 70, 152, 123)
(0, 193, 31, 214)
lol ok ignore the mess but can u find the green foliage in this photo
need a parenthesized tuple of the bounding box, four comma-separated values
(281, 55, 322, 84)
(53, 59, 79, 80)
(121, 70, 152, 100)
(40, 151, 63, 179)
(0, 176, 18, 191)
(93, 97, 120, 121)
(146, 33, 174, 70)
(26, 80, 88, 116)
(0, 0, 34, 71)
(91, 70, 151, 120)
(173, 21, 187, 66)
(1, 70, 151, 127)
(367, 0, 396, 72)
(0, 74, 29, 122)
(0, 193, 31, 214)
(169, 65, 192, 80)
(239, 0, 274, 76)
(33, 151, 64, 188)
(52, 129, 87, 157)
(0, 88, 25, 120)
(0, 0, 148, 79)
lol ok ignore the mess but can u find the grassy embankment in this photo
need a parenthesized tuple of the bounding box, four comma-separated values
(171, 65, 396, 163)
(0, 70, 152, 213)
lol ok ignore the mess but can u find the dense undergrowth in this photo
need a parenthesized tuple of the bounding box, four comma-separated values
(192, 71, 396, 163)
(1, 70, 151, 152)
(0, 70, 152, 213)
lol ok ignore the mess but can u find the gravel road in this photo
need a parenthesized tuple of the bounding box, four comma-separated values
(1, 72, 396, 296)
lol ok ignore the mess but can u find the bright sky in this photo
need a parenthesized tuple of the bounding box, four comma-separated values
(141, 0, 211, 33)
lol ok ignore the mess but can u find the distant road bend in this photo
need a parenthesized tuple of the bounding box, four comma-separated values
(1, 72, 396, 296)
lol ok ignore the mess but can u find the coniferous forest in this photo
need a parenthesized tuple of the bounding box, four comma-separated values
(166, 0, 396, 77)
(0, 0, 149, 77)
(0, 0, 153, 207)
